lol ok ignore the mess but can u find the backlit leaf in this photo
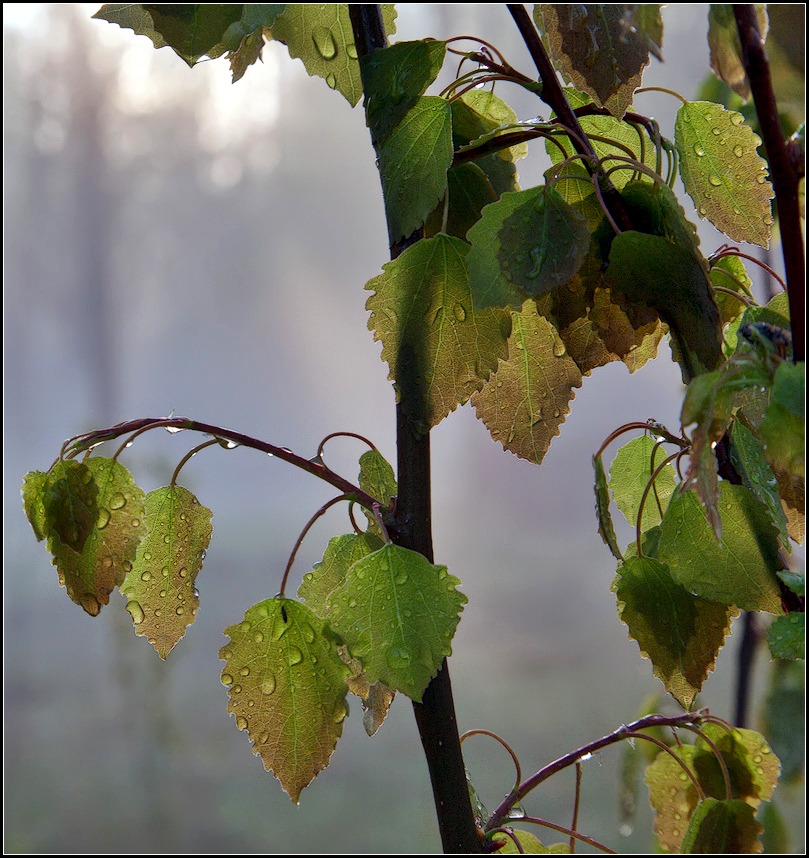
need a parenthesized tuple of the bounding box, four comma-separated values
(220, 598, 350, 803)
(297, 532, 384, 617)
(22, 470, 51, 543)
(680, 798, 763, 853)
(759, 361, 805, 477)
(361, 39, 446, 146)
(535, 5, 652, 117)
(42, 459, 99, 553)
(122, 485, 213, 659)
(656, 484, 784, 614)
(365, 233, 511, 431)
(767, 613, 804, 660)
(493, 830, 570, 852)
(614, 557, 735, 708)
(424, 163, 498, 241)
(676, 101, 774, 246)
(609, 435, 677, 531)
(451, 89, 528, 176)
(627, 4, 664, 62)
(270, 4, 397, 107)
(495, 187, 590, 299)
(92, 4, 168, 51)
(358, 449, 397, 536)
(593, 454, 622, 561)
(47, 458, 146, 616)
(730, 421, 790, 551)
(141, 4, 245, 65)
(328, 544, 467, 702)
(377, 97, 453, 243)
(339, 646, 395, 737)
(205, 5, 286, 58)
(708, 5, 768, 100)
(473, 302, 583, 464)
(710, 254, 753, 332)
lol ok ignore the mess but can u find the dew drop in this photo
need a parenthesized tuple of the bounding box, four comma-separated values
(312, 26, 337, 60)
(175, 606, 184, 616)
(552, 341, 567, 357)
(80, 594, 101, 616)
(221, 673, 234, 687)
(261, 676, 276, 695)
(240, 620, 252, 633)
(325, 73, 337, 90)
(387, 647, 411, 669)
(693, 145, 705, 157)
(301, 624, 316, 643)
(259, 732, 270, 744)
(333, 703, 347, 724)
(288, 646, 303, 666)
(253, 631, 264, 643)
(698, 206, 707, 216)
(154, 608, 162, 618)
(179, 567, 189, 578)
(730, 112, 744, 126)
(235, 716, 249, 731)
(346, 43, 358, 60)
(239, 667, 250, 677)
(159, 589, 167, 598)
(124, 600, 144, 625)
(453, 303, 467, 322)
(709, 175, 722, 187)
(141, 571, 152, 582)
(108, 492, 127, 510)
(733, 145, 743, 157)
(97, 508, 111, 529)
(162, 566, 170, 577)
(232, 684, 242, 694)
(394, 569, 408, 585)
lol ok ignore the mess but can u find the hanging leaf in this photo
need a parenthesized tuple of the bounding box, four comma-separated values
(269, 4, 397, 107)
(759, 361, 805, 478)
(22, 470, 50, 542)
(767, 613, 805, 660)
(46, 458, 146, 616)
(361, 39, 447, 146)
(41, 459, 99, 553)
(609, 435, 677, 531)
(707, 5, 768, 100)
(473, 302, 583, 464)
(593, 454, 623, 561)
(139, 4, 245, 65)
(220, 598, 350, 803)
(424, 163, 499, 241)
(205, 5, 286, 58)
(339, 646, 395, 737)
(328, 544, 467, 702)
(492, 829, 570, 852)
(365, 233, 511, 431)
(92, 4, 169, 51)
(681, 798, 763, 854)
(357, 449, 397, 536)
(535, 5, 653, 117)
(676, 101, 774, 246)
(297, 531, 384, 617)
(656, 484, 784, 614)
(627, 4, 664, 61)
(613, 556, 735, 709)
(121, 485, 213, 659)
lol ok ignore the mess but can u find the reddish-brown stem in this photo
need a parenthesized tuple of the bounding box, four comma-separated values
(570, 763, 583, 852)
(520, 816, 616, 854)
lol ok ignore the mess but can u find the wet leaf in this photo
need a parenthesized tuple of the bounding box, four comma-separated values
(767, 613, 804, 660)
(365, 233, 511, 431)
(41, 459, 99, 553)
(681, 798, 763, 853)
(140, 4, 245, 65)
(205, 5, 286, 59)
(710, 254, 753, 332)
(472, 302, 583, 465)
(656, 484, 784, 614)
(339, 646, 395, 737)
(493, 829, 570, 852)
(358, 449, 397, 536)
(424, 163, 498, 241)
(93, 4, 168, 51)
(47, 458, 146, 616)
(220, 598, 350, 803)
(759, 361, 805, 477)
(609, 435, 677, 531)
(377, 97, 453, 243)
(361, 39, 446, 145)
(593, 454, 622, 561)
(22, 470, 51, 543)
(122, 486, 213, 659)
(297, 532, 384, 617)
(270, 4, 397, 106)
(708, 4, 768, 100)
(676, 101, 774, 246)
(535, 5, 653, 117)
(328, 544, 467, 702)
(614, 556, 735, 709)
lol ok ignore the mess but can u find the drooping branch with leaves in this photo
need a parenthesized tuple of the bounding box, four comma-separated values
(22, 4, 804, 853)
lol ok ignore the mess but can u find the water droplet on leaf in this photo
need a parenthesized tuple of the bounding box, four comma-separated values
(235, 716, 248, 731)
(221, 673, 234, 687)
(288, 646, 303, 666)
(261, 676, 276, 695)
(312, 27, 337, 60)
(97, 509, 111, 529)
(108, 492, 126, 510)
(126, 601, 145, 624)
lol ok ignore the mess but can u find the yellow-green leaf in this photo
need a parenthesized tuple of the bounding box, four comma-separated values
(47, 457, 146, 616)
(365, 233, 511, 432)
(609, 435, 677, 531)
(122, 485, 213, 658)
(339, 646, 395, 737)
(472, 302, 583, 464)
(676, 101, 774, 246)
(593, 454, 622, 561)
(328, 544, 467, 702)
(708, 4, 768, 100)
(42, 459, 99, 553)
(220, 598, 350, 803)
(681, 798, 764, 853)
(22, 470, 50, 542)
(493, 829, 570, 853)
(613, 557, 736, 709)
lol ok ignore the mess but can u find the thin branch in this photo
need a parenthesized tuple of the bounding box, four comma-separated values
(170, 439, 219, 486)
(520, 816, 617, 854)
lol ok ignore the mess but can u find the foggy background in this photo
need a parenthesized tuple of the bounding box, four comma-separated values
(4, 4, 803, 852)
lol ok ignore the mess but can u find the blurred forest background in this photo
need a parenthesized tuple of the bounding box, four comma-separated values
(4, 4, 804, 853)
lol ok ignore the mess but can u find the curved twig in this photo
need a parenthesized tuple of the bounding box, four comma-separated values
(461, 729, 523, 796)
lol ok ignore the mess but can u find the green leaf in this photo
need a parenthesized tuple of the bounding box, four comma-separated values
(92, 4, 168, 51)
(680, 798, 763, 854)
(493, 830, 570, 853)
(676, 101, 774, 246)
(535, 5, 653, 117)
(767, 613, 804, 660)
(593, 454, 622, 561)
(472, 302, 583, 465)
(628, 4, 664, 62)
(759, 361, 805, 478)
(141, 4, 245, 65)
(614, 557, 735, 708)
(361, 39, 446, 146)
(328, 544, 467, 702)
(339, 647, 395, 737)
(608, 230, 723, 380)
(269, 4, 397, 106)
(220, 598, 350, 803)
(377, 97, 454, 243)
(121, 485, 213, 659)
(22, 470, 51, 543)
(297, 531, 384, 617)
(776, 570, 804, 596)
(424, 163, 498, 241)
(357, 448, 397, 536)
(710, 254, 753, 332)
(206, 5, 286, 56)
(708, 5, 768, 100)
(47, 458, 146, 616)
(730, 421, 790, 551)
(495, 187, 590, 299)
(365, 233, 511, 432)
(609, 435, 677, 531)
(762, 660, 804, 783)
(656, 484, 784, 613)
(41, 459, 99, 553)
